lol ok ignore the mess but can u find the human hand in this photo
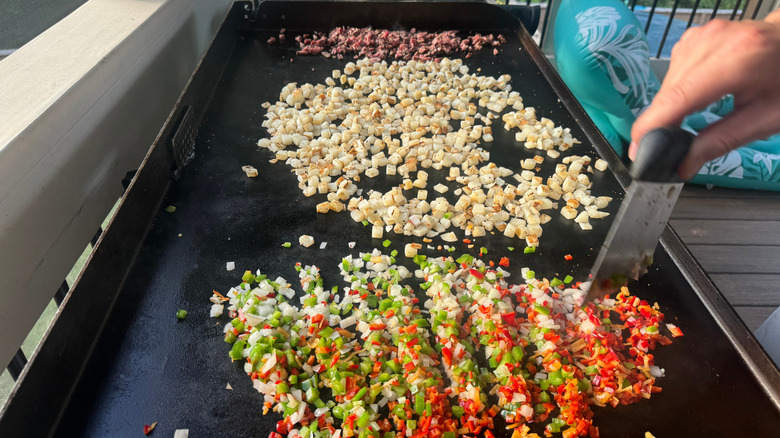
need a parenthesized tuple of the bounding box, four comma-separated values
(629, 9, 780, 180)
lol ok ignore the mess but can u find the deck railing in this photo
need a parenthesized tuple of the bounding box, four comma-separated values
(513, 0, 777, 59)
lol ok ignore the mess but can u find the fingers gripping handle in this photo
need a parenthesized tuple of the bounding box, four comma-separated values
(630, 127, 695, 183)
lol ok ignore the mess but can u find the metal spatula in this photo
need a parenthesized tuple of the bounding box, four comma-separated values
(583, 126, 695, 303)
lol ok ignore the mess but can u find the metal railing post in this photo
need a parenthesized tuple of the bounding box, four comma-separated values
(538, 0, 554, 49)
(730, 0, 745, 20)
(657, 0, 682, 57)
(685, 0, 703, 30)
(644, 0, 661, 35)
(54, 281, 69, 306)
(741, 0, 753, 19)
(7, 349, 26, 381)
(710, 0, 724, 21)
(748, 0, 765, 19)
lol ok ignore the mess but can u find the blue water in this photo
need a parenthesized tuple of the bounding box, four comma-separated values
(633, 9, 696, 58)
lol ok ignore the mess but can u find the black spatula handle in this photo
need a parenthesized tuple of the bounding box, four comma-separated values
(630, 126, 695, 183)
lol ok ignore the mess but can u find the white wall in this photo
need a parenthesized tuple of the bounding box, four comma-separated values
(0, 0, 233, 370)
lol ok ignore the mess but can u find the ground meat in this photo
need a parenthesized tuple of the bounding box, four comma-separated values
(287, 26, 505, 61)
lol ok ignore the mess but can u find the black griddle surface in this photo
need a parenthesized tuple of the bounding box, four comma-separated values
(54, 3, 780, 437)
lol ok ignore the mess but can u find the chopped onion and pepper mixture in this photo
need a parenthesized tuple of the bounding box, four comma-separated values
(213, 251, 676, 438)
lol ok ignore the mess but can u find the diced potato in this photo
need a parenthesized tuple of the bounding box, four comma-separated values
(299, 235, 315, 247)
(503, 223, 517, 238)
(441, 232, 457, 242)
(405, 243, 420, 258)
(241, 165, 258, 177)
(586, 206, 610, 219)
(594, 196, 613, 209)
(350, 209, 366, 222)
(521, 158, 536, 170)
(562, 177, 577, 193)
(259, 59, 607, 249)
(526, 224, 543, 236)
(561, 206, 578, 220)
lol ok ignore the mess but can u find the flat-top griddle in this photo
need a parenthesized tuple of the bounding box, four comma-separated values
(3, 2, 779, 437)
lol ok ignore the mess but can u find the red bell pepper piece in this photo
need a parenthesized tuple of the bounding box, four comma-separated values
(441, 347, 453, 365)
(143, 422, 157, 436)
(330, 352, 340, 368)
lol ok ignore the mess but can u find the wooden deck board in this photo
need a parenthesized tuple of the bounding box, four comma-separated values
(680, 185, 780, 199)
(672, 184, 780, 334)
(671, 197, 780, 220)
(687, 245, 780, 274)
(670, 219, 780, 245)
(708, 274, 780, 306)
